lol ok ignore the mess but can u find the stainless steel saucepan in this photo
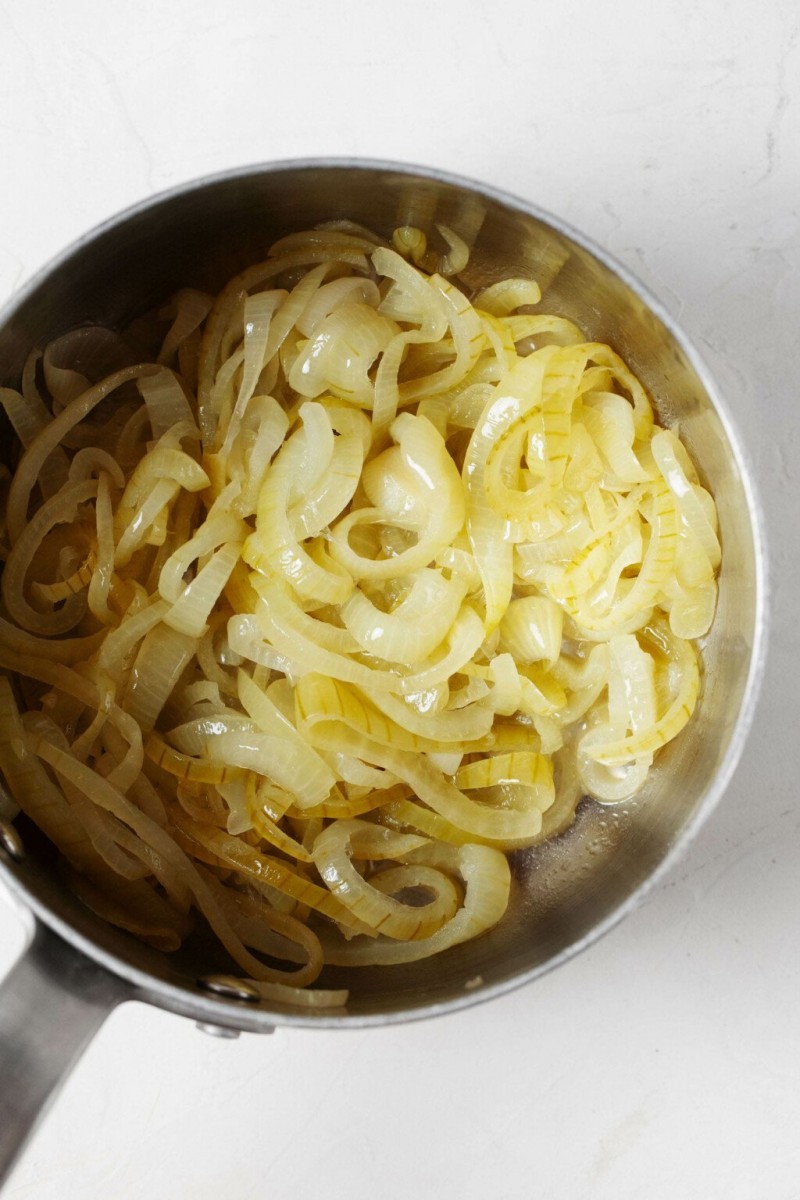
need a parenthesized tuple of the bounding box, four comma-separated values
(0, 159, 767, 1187)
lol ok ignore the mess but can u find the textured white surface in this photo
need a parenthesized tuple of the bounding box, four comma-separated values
(0, 1, 798, 1197)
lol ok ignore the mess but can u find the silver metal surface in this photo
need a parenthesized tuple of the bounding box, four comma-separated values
(197, 975, 261, 1003)
(195, 1022, 242, 1039)
(0, 818, 24, 863)
(0, 158, 767, 1183)
(0, 923, 127, 1189)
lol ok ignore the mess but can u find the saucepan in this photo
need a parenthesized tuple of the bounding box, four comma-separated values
(0, 159, 766, 1187)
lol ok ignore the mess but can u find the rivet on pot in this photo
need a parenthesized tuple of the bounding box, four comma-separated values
(195, 1022, 241, 1039)
(197, 974, 261, 1003)
(0, 818, 25, 863)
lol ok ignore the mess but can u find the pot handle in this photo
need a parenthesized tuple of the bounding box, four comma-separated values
(0, 919, 128, 1189)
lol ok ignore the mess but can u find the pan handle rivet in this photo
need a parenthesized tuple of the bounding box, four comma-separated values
(197, 974, 261, 1003)
(0, 818, 24, 863)
(195, 1022, 241, 1039)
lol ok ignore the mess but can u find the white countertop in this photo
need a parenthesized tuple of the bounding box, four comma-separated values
(0, 2, 798, 1197)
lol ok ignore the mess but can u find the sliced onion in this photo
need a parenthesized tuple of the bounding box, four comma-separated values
(0, 220, 718, 998)
(319, 844, 510, 966)
(340, 570, 467, 666)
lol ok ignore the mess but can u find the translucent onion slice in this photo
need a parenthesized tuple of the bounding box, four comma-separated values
(122, 625, 197, 732)
(475, 278, 542, 316)
(580, 343, 654, 440)
(583, 626, 699, 765)
(398, 605, 487, 695)
(295, 277, 381, 337)
(330, 413, 465, 581)
(42, 326, 134, 409)
(1, 386, 54, 452)
(663, 577, 718, 640)
(145, 733, 243, 786)
(363, 684, 494, 745)
(463, 355, 548, 630)
(456, 750, 554, 807)
(380, 797, 476, 847)
(6, 364, 158, 544)
(31, 738, 295, 980)
(250, 583, 359, 656)
(340, 570, 467, 666)
(2, 478, 97, 635)
(499, 596, 563, 665)
(247, 800, 312, 861)
(113, 433, 209, 567)
(607, 634, 657, 736)
(579, 395, 651, 485)
(237, 669, 336, 807)
(208, 730, 332, 808)
(288, 420, 366, 539)
(32, 552, 96, 607)
(397, 275, 483, 404)
(652, 429, 721, 570)
(373, 245, 450, 330)
(170, 813, 371, 934)
(502, 313, 585, 348)
(250, 598, 485, 700)
(0, 616, 105, 667)
(248, 981, 349, 1009)
(578, 729, 652, 802)
(157, 289, 214, 369)
(159, 511, 248, 604)
(289, 303, 400, 405)
(300, 717, 548, 844)
(565, 481, 678, 634)
(221, 395, 290, 514)
(197, 868, 323, 987)
(96, 596, 169, 683)
(163, 542, 242, 638)
(164, 714, 254, 756)
(243, 403, 354, 605)
(216, 290, 286, 458)
(435, 224, 470, 275)
(137, 369, 199, 440)
(319, 843, 510, 966)
(297, 673, 435, 754)
(64, 866, 190, 952)
(297, 672, 492, 756)
(312, 819, 457, 940)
